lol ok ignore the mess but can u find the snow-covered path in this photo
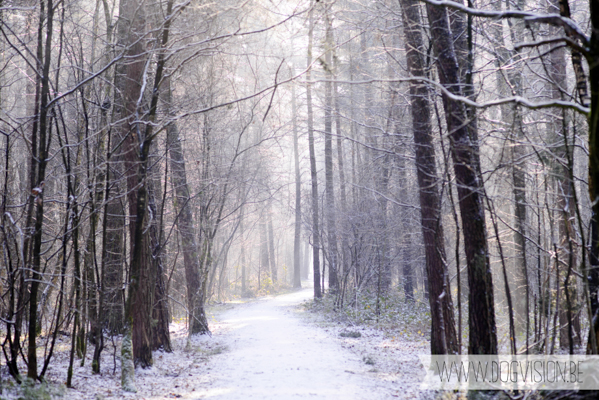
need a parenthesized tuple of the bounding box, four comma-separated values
(192, 287, 403, 399)
(39, 285, 426, 399)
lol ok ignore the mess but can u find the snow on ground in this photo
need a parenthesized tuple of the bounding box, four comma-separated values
(295, 290, 432, 399)
(1, 286, 433, 399)
(187, 287, 419, 399)
(298, 313, 430, 399)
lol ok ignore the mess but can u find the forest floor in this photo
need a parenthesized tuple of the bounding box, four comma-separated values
(1, 284, 436, 399)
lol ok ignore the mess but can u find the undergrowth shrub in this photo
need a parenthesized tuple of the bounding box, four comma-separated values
(2, 378, 67, 400)
(303, 287, 432, 340)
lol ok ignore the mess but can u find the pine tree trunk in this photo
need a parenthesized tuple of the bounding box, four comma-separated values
(324, 7, 338, 293)
(292, 70, 302, 289)
(27, 0, 55, 379)
(306, 2, 321, 298)
(544, 0, 581, 351)
(399, 0, 458, 354)
(239, 153, 249, 294)
(425, 2, 497, 355)
(333, 53, 348, 290)
(588, 0, 599, 354)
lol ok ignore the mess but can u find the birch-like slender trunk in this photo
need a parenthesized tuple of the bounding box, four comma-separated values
(27, 0, 56, 379)
(292, 68, 302, 289)
(306, 1, 321, 298)
(324, 6, 338, 292)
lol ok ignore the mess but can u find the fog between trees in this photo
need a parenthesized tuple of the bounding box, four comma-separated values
(1, 0, 598, 392)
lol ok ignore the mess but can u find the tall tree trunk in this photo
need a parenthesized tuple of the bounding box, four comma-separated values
(398, 166, 414, 301)
(21, 13, 40, 357)
(303, 241, 310, 280)
(323, 5, 338, 293)
(267, 198, 278, 283)
(292, 69, 302, 289)
(148, 177, 171, 351)
(399, 0, 458, 354)
(426, 2, 497, 355)
(260, 219, 270, 286)
(124, 194, 155, 368)
(1, 108, 25, 381)
(86, 131, 104, 372)
(102, 170, 125, 334)
(80, 1, 106, 371)
(92, 1, 118, 370)
(333, 50, 348, 292)
(164, 78, 209, 335)
(101, 0, 125, 333)
(113, 0, 161, 375)
(240, 215, 247, 294)
(588, 0, 599, 354)
(489, 0, 530, 339)
(117, 0, 176, 368)
(239, 153, 249, 294)
(27, 0, 55, 379)
(544, 0, 581, 352)
(306, 1, 321, 298)
(66, 196, 82, 387)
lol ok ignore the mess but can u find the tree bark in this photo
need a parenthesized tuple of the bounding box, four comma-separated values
(324, 6, 338, 293)
(114, 0, 152, 372)
(27, 0, 55, 379)
(486, 0, 530, 341)
(425, 2, 497, 355)
(399, 0, 458, 354)
(148, 179, 171, 351)
(102, 175, 125, 334)
(240, 216, 247, 294)
(260, 219, 270, 287)
(239, 153, 249, 294)
(164, 78, 209, 335)
(292, 68, 302, 289)
(333, 51, 349, 293)
(267, 198, 278, 283)
(544, 0, 582, 352)
(306, 2, 322, 298)
(587, 0, 599, 355)
(303, 241, 310, 280)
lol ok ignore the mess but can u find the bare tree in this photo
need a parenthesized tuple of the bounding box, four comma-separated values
(425, 2, 497, 355)
(165, 76, 210, 335)
(323, 2, 339, 293)
(292, 68, 302, 289)
(306, 1, 322, 298)
(399, 0, 458, 355)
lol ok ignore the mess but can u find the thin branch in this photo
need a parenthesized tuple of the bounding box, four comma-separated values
(305, 77, 590, 114)
(262, 58, 285, 122)
(515, 37, 588, 56)
(420, 0, 589, 47)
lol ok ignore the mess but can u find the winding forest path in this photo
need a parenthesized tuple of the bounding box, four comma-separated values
(192, 287, 413, 399)
(66, 284, 425, 399)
